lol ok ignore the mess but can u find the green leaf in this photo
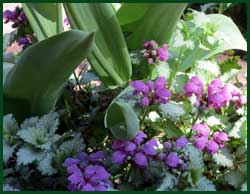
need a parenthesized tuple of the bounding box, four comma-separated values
(3, 114, 19, 136)
(171, 73, 188, 94)
(177, 13, 246, 72)
(186, 144, 204, 186)
(3, 62, 15, 86)
(160, 101, 185, 122)
(127, 3, 187, 49)
(229, 117, 246, 140)
(105, 101, 139, 140)
(225, 170, 245, 188)
(37, 153, 57, 175)
(16, 146, 44, 165)
(3, 141, 14, 164)
(196, 177, 216, 191)
(117, 3, 149, 26)
(4, 30, 94, 121)
(163, 119, 183, 138)
(241, 182, 247, 191)
(212, 148, 233, 168)
(22, 3, 63, 41)
(3, 33, 11, 50)
(64, 3, 132, 87)
(156, 172, 178, 191)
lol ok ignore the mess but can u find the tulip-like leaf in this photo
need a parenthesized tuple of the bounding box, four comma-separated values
(22, 3, 63, 41)
(127, 3, 187, 49)
(64, 3, 132, 87)
(105, 101, 139, 140)
(4, 30, 94, 121)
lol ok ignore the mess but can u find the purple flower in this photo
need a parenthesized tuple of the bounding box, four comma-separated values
(154, 88, 171, 104)
(156, 44, 169, 62)
(206, 140, 219, 154)
(89, 151, 105, 163)
(144, 40, 158, 49)
(192, 123, 210, 138)
(141, 96, 150, 107)
(82, 183, 95, 191)
(112, 150, 127, 165)
(208, 78, 224, 94)
(183, 76, 204, 98)
(131, 80, 151, 96)
(112, 140, 126, 150)
(124, 142, 136, 152)
(193, 136, 208, 150)
(18, 11, 27, 23)
(175, 136, 188, 149)
(154, 77, 167, 89)
(142, 139, 158, 156)
(78, 152, 89, 161)
(208, 90, 228, 109)
(134, 152, 148, 167)
(85, 165, 110, 180)
(95, 184, 108, 191)
(63, 158, 80, 167)
(3, 9, 18, 23)
(157, 153, 166, 161)
(165, 152, 179, 168)
(17, 37, 30, 46)
(179, 162, 188, 170)
(133, 131, 147, 145)
(163, 142, 172, 151)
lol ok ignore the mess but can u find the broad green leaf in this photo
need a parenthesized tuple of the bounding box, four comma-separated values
(117, 3, 149, 26)
(64, 3, 132, 87)
(105, 101, 139, 140)
(127, 3, 187, 49)
(163, 119, 183, 138)
(4, 30, 94, 121)
(3, 33, 11, 50)
(22, 3, 63, 41)
(3, 62, 15, 86)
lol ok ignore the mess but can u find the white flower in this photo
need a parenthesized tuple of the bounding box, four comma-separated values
(147, 111, 160, 122)
(207, 116, 224, 127)
(196, 60, 220, 76)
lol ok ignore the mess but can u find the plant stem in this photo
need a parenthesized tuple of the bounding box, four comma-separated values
(168, 48, 183, 89)
(73, 72, 84, 92)
(140, 106, 150, 129)
(188, 110, 200, 137)
(218, 3, 224, 14)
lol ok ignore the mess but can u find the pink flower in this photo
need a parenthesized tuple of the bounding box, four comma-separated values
(206, 140, 219, 154)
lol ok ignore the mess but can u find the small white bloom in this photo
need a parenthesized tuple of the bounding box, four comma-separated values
(148, 111, 160, 122)
(196, 60, 220, 76)
(207, 116, 223, 127)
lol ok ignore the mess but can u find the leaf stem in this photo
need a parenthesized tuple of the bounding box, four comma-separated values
(188, 110, 200, 137)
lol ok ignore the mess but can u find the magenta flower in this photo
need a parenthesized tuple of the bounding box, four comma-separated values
(175, 136, 188, 149)
(134, 152, 148, 167)
(157, 44, 169, 61)
(143, 40, 169, 64)
(141, 96, 150, 107)
(193, 136, 208, 150)
(206, 140, 219, 154)
(184, 76, 204, 98)
(131, 80, 150, 96)
(213, 131, 229, 148)
(192, 123, 211, 138)
(208, 78, 224, 94)
(165, 152, 179, 168)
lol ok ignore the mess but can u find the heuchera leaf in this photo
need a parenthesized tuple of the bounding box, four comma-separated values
(4, 30, 94, 122)
(64, 3, 132, 87)
(22, 3, 63, 41)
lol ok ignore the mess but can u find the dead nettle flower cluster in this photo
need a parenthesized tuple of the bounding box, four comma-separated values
(3, 6, 33, 47)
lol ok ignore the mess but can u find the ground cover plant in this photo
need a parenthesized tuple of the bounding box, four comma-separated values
(2, 3, 247, 191)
